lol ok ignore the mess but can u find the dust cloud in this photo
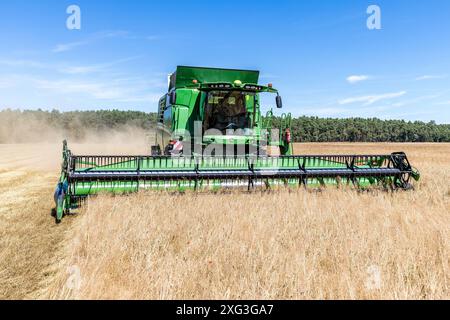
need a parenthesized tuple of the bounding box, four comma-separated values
(0, 112, 155, 171)
(0, 111, 153, 145)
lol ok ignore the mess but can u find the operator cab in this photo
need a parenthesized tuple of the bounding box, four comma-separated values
(152, 66, 288, 156)
(203, 90, 252, 134)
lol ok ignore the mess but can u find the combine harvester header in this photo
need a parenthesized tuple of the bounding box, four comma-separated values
(54, 66, 420, 223)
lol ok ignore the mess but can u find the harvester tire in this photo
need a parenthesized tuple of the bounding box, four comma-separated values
(402, 182, 414, 191)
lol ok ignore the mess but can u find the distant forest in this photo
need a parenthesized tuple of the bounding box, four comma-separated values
(1, 109, 449, 143)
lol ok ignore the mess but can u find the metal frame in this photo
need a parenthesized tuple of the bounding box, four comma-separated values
(54, 141, 420, 223)
(64, 153, 417, 189)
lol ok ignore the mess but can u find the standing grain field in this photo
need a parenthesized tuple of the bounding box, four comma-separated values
(0, 143, 448, 299)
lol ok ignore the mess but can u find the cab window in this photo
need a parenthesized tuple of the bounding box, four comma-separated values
(203, 91, 254, 132)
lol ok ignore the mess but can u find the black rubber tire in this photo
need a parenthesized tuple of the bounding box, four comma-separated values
(403, 183, 414, 191)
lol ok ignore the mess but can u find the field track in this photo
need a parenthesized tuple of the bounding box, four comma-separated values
(0, 143, 146, 299)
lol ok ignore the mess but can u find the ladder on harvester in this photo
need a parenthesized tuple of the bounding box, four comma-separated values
(262, 110, 293, 155)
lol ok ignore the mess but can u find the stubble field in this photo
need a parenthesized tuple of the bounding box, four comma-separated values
(0, 143, 448, 299)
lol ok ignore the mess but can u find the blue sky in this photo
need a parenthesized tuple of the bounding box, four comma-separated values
(0, 0, 449, 123)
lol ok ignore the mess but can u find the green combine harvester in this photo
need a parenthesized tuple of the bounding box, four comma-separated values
(54, 66, 420, 222)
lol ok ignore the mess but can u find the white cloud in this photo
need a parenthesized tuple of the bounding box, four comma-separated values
(391, 95, 440, 107)
(53, 40, 90, 53)
(33, 77, 162, 103)
(52, 31, 161, 54)
(299, 104, 404, 118)
(415, 75, 447, 81)
(346, 75, 370, 84)
(339, 91, 407, 106)
(302, 107, 350, 116)
(58, 56, 143, 75)
(0, 59, 46, 68)
(0, 55, 143, 76)
(59, 65, 102, 74)
(0, 79, 12, 88)
(0, 72, 165, 110)
(53, 31, 130, 53)
(36, 79, 125, 100)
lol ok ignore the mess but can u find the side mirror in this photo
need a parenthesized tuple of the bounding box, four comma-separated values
(276, 95, 283, 109)
(169, 91, 177, 105)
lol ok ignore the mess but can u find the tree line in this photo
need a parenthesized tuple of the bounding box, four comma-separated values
(272, 116, 450, 143)
(0, 109, 449, 143)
